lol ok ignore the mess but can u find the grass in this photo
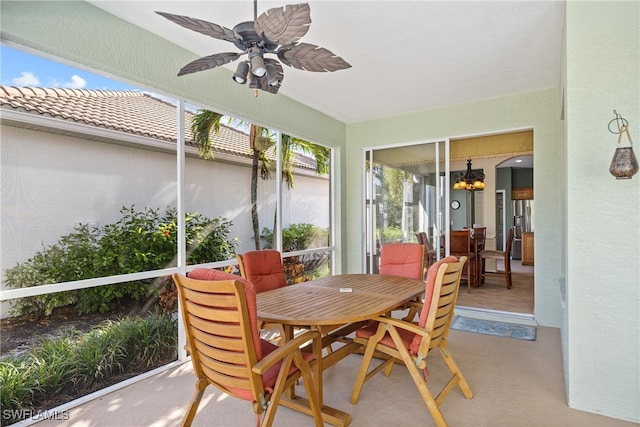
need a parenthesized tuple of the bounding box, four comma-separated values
(0, 314, 177, 426)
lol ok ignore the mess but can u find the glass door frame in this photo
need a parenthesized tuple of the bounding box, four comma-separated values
(362, 138, 451, 273)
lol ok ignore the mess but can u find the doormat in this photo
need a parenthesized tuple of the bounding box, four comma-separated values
(451, 316, 537, 341)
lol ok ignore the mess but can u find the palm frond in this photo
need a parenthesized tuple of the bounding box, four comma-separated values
(190, 110, 223, 159)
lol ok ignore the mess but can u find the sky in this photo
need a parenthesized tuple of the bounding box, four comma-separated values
(1, 45, 140, 91)
(0, 44, 250, 132)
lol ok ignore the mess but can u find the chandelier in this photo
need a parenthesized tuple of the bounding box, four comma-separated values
(453, 159, 485, 190)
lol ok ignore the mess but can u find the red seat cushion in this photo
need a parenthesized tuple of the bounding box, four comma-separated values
(260, 340, 314, 387)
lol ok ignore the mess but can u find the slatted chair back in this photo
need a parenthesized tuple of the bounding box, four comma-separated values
(173, 271, 323, 427)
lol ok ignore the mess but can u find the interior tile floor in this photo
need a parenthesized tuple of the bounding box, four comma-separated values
(456, 259, 534, 315)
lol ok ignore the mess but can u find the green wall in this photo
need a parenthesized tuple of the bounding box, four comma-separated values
(512, 168, 533, 188)
(564, 1, 639, 421)
(346, 88, 563, 328)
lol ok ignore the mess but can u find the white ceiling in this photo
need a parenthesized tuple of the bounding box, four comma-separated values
(89, 1, 565, 124)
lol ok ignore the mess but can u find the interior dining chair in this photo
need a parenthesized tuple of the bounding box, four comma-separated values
(472, 227, 487, 285)
(237, 249, 288, 344)
(479, 227, 515, 289)
(449, 229, 476, 293)
(415, 232, 437, 271)
(350, 256, 472, 427)
(379, 242, 425, 320)
(172, 271, 323, 427)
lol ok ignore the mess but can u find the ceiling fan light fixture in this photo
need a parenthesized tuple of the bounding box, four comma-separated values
(249, 74, 260, 89)
(265, 64, 281, 87)
(233, 61, 250, 84)
(248, 46, 266, 77)
(157, 2, 351, 95)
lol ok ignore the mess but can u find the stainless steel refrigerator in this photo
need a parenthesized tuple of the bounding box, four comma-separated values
(512, 199, 533, 260)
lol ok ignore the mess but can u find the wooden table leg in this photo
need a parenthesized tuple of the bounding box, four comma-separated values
(279, 324, 354, 426)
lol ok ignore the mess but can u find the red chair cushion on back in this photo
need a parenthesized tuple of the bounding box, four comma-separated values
(409, 256, 458, 354)
(379, 243, 424, 280)
(188, 268, 262, 360)
(240, 250, 287, 293)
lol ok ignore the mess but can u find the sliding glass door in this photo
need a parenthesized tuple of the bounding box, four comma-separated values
(363, 139, 450, 273)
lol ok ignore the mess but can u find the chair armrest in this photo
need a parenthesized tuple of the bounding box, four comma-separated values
(252, 330, 319, 375)
(371, 316, 431, 338)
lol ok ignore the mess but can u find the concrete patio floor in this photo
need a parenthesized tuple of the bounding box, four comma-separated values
(33, 324, 637, 427)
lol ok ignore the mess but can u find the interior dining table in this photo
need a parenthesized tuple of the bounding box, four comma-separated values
(256, 273, 426, 427)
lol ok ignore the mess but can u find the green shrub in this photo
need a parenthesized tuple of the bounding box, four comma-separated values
(262, 224, 330, 284)
(380, 226, 404, 243)
(262, 223, 328, 252)
(4, 206, 237, 318)
(0, 314, 177, 426)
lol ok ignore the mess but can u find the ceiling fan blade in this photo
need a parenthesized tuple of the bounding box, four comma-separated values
(255, 3, 311, 46)
(278, 43, 351, 72)
(177, 52, 242, 76)
(156, 11, 237, 43)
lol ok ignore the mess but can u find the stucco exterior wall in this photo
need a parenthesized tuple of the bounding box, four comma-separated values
(1, 124, 330, 286)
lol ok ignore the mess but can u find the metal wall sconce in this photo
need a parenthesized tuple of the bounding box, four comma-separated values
(608, 110, 639, 179)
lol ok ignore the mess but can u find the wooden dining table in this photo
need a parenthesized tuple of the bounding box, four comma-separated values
(257, 273, 426, 427)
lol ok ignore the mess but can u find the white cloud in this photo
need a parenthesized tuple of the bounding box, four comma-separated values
(63, 75, 87, 89)
(12, 71, 40, 86)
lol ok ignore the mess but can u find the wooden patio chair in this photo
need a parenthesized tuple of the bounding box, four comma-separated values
(172, 272, 323, 427)
(237, 249, 288, 292)
(237, 250, 335, 352)
(350, 256, 473, 427)
(237, 249, 288, 344)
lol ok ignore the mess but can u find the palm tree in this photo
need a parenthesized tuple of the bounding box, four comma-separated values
(190, 110, 329, 250)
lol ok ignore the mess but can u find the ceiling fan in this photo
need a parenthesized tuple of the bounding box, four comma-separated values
(156, 1, 351, 95)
